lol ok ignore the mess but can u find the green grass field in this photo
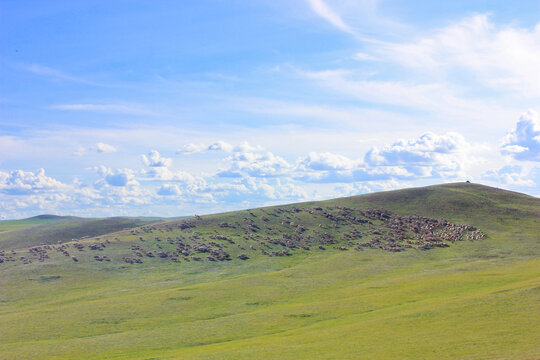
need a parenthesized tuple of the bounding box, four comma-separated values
(0, 183, 538, 359)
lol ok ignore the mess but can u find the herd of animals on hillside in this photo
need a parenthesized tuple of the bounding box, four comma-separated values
(0, 206, 486, 266)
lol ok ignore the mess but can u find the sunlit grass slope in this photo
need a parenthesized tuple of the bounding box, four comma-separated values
(0, 182, 538, 359)
(0, 214, 70, 233)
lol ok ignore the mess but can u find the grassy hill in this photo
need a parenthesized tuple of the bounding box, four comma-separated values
(0, 214, 72, 233)
(0, 216, 165, 250)
(0, 182, 538, 359)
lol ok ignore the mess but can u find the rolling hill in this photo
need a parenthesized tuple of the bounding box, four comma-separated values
(0, 182, 538, 359)
(0, 214, 72, 233)
(0, 216, 166, 250)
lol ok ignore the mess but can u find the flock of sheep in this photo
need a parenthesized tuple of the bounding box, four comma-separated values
(0, 205, 486, 266)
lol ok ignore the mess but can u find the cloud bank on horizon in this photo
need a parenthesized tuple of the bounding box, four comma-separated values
(1, 0, 540, 219)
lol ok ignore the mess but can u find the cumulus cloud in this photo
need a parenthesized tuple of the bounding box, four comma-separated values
(105, 173, 131, 187)
(141, 150, 172, 167)
(95, 166, 139, 187)
(142, 167, 199, 184)
(482, 165, 536, 187)
(0, 167, 158, 218)
(297, 152, 358, 171)
(234, 141, 262, 153)
(0, 168, 66, 195)
(295, 132, 479, 183)
(208, 141, 234, 153)
(501, 109, 540, 161)
(218, 151, 291, 178)
(364, 132, 473, 177)
(157, 184, 182, 196)
(0, 130, 506, 219)
(200, 177, 308, 206)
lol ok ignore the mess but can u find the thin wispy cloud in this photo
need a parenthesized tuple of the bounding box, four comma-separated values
(50, 104, 156, 116)
(307, 0, 355, 35)
(17, 63, 109, 87)
(305, 0, 391, 43)
(21, 64, 82, 82)
(359, 14, 540, 97)
(74, 143, 117, 156)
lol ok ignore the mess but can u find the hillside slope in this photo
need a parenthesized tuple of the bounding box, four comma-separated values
(0, 182, 539, 360)
(0, 216, 161, 250)
(0, 215, 72, 233)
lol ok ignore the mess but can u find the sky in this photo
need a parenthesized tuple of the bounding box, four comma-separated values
(1, 0, 540, 219)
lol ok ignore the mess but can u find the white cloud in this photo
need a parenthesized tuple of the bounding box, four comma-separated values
(105, 173, 131, 187)
(501, 109, 540, 161)
(176, 143, 205, 154)
(141, 150, 172, 167)
(353, 52, 377, 61)
(0, 168, 66, 195)
(297, 152, 358, 171)
(307, 0, 355, 35)
(299, 68, 490, 116)
(142, 167, 199, 184)
(157, 184, 182, 196)
(365, 132, 464, 165)
(201, 177, 308, 205)
(363, 132, 477, 179)
(94, 142, 117, 153)
(51, 103, 155, 115)
(296, 14, 540, 133)
(73, 146, 87, 156)
(208, 141, 234, 153)
(482, 165, 536, 187)
(177, 141, 262, 155)
(73, 142, 117, 156)
(0, 127, 525, 219)
(94, 166, 139, 187)
(218, 151, 291, 178)
(368, 14, 540, 97)
(296, 132, 481, 183)
(233, 141, 262, 153)
(333, 179, 410, 197)
(20, 63, 81, 82)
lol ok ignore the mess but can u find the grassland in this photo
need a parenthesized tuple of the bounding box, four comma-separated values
(0, 215, 70, 233)
(0, 216, 162, 250)
(0, 182, 538, 359)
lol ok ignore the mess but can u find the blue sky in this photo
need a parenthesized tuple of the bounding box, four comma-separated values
(1, 0, 540, 219)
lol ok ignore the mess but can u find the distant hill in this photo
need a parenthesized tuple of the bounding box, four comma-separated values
(30, 214, 68, 220)
(0, 216, 162, 250)
(0, 215, 73, 233)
